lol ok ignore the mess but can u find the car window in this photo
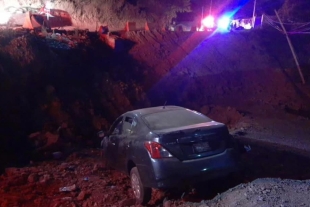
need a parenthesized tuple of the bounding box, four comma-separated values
(142, 109, 211, 130)
(109, 116, 123, 135)
(131, 117, 139, 133)
(123, 116, 133, 135)
(123, 116, 138, 135)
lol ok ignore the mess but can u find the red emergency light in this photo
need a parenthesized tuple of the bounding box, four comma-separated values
(202, 15, 215, 29)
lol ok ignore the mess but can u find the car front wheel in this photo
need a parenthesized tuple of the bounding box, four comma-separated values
(130, 167, 151, 205)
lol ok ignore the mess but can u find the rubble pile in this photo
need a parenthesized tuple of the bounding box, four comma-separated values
(41, 29, 91, 50)
(0, 150, 137, 207)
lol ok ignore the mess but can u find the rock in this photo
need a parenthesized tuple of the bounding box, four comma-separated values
(51, 200, 62, 207)
(119, 198, 136, 206)
(44, 132, 59, 147)
(39, 174, 51, 183)
(77, 191, 87, 201)
(28, 131, 41, 139)
(5, 168, 21, 176)
(59, 184, 77, 192)
(163, 199, 172, 207)
(28, 173, 39, 183)
(7, 175, 28, 186)
(82, 200, 92, 207)
(62, 197, 73, 201)
(70, 191, 78, 197)
(93, 164, 98, 171)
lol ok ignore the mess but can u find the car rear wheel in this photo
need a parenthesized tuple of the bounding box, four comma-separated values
(130, 167, 151, 205)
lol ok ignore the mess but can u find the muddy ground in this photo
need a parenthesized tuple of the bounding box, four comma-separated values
(1, 27, 310, 206)
(1, 139, 310, 207)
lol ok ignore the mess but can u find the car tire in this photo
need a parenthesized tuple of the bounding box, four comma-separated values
(130, 167, 151, 205)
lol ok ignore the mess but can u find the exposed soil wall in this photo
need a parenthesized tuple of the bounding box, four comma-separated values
(126, 29, 310, 112)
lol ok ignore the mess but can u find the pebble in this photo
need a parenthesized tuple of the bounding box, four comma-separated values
(77, 191, 87, 201)
(119, 198, 136, 206)
(27, 173, 39, 183)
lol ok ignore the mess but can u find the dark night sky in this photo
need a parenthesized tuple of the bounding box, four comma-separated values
(191, 0, 285, 18)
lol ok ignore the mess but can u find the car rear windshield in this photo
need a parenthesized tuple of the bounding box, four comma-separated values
(142, 109, 211, 130)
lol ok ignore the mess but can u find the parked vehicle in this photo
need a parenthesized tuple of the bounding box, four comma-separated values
(168, 12, 200, 32)
(105, 106, 241, 204)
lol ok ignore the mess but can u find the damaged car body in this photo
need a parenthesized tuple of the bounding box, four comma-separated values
(105, 106, 242, 204)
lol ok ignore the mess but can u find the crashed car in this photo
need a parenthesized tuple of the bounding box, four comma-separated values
(104, 106, 241, 204)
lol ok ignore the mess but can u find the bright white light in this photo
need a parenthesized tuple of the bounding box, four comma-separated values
(243, 23, 252, 30)
(198, 25, 205, 31)
(0, 11, 12, 24)
(45, 1, 54, 9)
(202, 16, 215, 29)
(218, 16, 231, 30)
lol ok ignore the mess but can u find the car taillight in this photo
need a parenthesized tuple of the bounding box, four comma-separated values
(144, 141, 173, 159)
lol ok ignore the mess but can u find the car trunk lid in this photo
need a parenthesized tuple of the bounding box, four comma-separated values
(153, 121, 230, 161)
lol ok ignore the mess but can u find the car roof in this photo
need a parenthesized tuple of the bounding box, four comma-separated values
(129, 105, 186, 116)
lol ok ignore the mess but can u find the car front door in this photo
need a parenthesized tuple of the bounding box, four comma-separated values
(106, 116, 123, 169)
(107, 115, 140, 171)
(116, 115, 139, 172)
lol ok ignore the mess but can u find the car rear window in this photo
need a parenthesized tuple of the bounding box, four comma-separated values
(142, 109, 211, 130)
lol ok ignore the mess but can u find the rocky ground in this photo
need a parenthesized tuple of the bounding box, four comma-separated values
(1, 140, 310, 207)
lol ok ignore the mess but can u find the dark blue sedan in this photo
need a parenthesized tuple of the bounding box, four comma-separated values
(105, 106, 240, 204)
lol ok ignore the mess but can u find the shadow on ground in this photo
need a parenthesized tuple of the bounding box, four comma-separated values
(164, 139, 310, 202)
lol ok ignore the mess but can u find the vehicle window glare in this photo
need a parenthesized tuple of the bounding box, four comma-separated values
(109, 116, 122, 133)
(112, 128, 119, 134)
(130, 118, 139, 134)
(143, 109, 211, 130)
(123, 116, 134, 135)
(111, 119, 123, 135)
(131, 119, 137, 128)
(116, 121, 123, 134)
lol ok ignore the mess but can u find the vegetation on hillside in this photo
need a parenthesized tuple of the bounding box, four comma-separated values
(58, 0, 191, 28)
(278, 0, 310, 22)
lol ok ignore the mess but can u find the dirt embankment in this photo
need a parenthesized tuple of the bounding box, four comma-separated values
(125, 29, 310, 150)
(0, 29, 147, 170)
(126, 29, 310, 110)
